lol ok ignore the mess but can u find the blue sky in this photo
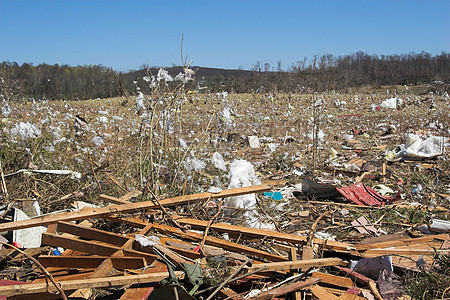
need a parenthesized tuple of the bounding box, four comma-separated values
(1, 0, 449, 71)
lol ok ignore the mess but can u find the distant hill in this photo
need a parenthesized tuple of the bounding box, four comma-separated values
(122, 65, 259, 93)
(124, 65, 255, 82)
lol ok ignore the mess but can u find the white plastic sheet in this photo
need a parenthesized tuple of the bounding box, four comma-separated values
(391, 134, 446, 160)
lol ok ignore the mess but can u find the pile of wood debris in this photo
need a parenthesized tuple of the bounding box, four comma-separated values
(0, 185, 448, 300)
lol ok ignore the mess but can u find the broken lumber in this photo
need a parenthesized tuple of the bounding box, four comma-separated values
(309, 284, 341, 300)
(41, 232, 157, 260)
(245, 258, 346, 273)
(312, 272, 354, 289)
(107, 215, 289, 262)
(354, 234, 448, 251)
(335, 266, 383, 300)
(0, 272, 182, 296)
(249, 277, 321, 300)
(0, 184, 270, 232)
(173, 216, 353, 251)
(56, 221, 130, 246)
(38, 255, 146, 269)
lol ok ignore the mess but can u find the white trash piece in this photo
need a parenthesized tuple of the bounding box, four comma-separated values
(430, 219, 450, 233)
(381, 97, 403, 109)
(13, 208, 46, 248)
(10, 122, 41, 140)
(211, 152, 226, 171)
(135, 234, 160, 247)
(248, 136, 260, 148)
(227, 159, 261, 208)
(392, 134, 446, 160)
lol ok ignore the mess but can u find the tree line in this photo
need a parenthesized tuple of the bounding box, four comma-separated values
(1, 51, 449, 101)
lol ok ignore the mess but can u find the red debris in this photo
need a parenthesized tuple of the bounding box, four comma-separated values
(337, 182, 400, 206)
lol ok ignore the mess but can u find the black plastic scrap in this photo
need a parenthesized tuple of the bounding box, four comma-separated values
(292, 177, 341, 199)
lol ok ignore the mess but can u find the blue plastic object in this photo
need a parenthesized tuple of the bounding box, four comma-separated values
(263, 192, 283, 200)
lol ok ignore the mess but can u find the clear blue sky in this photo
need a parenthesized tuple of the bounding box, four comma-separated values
(1, 0, 449, 71)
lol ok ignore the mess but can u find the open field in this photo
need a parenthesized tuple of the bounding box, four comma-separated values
(1, 87, 448, 207)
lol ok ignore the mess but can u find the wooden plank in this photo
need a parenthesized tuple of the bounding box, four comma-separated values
(363, 248, 449, 257)
(309, 285, 341, 300)
(335, 266, 370, 284)
(38, 255, 146, 269)
(354, 234, 448, 251)
(56, 221, 129, 246)
(324, 287, 369, 299)
(0, 272, 183, 296)
(32, 269, 94, 283)
(42, 232, 121, 256)
(0, 184, 270, 232)
(162, 237, 249, 261)
(245, 258, 346, 273)
(250, 277, 320, 300)
(174, 216, 352, 251)
(42, 232, 157, 260)
(289, 247, 302, 300)
(107, 216, 288, 262)
(311, 272, 354, 288)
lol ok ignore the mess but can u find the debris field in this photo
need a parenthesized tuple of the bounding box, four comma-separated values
(0, 86, 449, 299)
